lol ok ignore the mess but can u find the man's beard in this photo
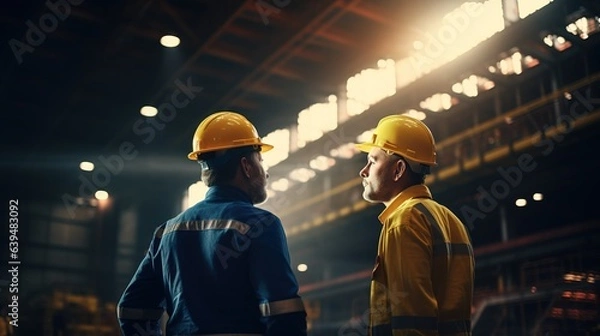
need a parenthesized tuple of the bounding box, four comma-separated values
(249, 174, 267, 205)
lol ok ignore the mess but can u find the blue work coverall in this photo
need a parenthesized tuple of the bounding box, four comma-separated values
(117, 185, 307, 336)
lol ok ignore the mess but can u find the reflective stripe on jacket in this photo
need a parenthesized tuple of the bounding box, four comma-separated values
(117, 185, 307, 336)
(369, 184, 474, 336)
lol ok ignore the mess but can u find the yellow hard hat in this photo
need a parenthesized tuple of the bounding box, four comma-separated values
(356, 115, 436, 166)
(187, 111, 274, 161)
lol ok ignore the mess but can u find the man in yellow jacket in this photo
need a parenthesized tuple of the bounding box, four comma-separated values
(356, 115, 474, 336)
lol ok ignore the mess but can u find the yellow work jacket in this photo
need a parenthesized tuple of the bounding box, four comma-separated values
(369, 184, 474, 336)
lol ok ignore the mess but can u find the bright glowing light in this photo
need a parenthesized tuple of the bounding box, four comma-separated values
(309, 155, 336, 171)
(566, 16, 600, 40)
(493, 51, 538, 75)
(398, 0, 504, 89)
(140, 105, 158, 117)
(183, 182, 208, 209)
(95, 190, 109, 200)
(79, 161, 94, 172)
(297, 264, 308, 272)
(452, 83, 463, 94)
(512, 52, 523, 75)
(515, 198, 527, 207)
(453, 75, 495, 97)
(346, 98, 370, 116)
(346, 60, 396, 109)
(271, 178, 290, 192)
(441, 94, 453, 110)
(330, 143, 359, 159)
(262, 128, 290, 169)
(289, 168, 316, 183)
(160, 35, 180, 48)
(328, 94, 337, 103)
(533, 193, 543, 201)
(545, 35, 573, 52)
(517, 0, 552, 19)
(420, 93, 455, 112)
(403, 109, 427, 121)
(356, 129, 375, 143)
(523, 55, 539, 68)
(297, 100, 338, 148)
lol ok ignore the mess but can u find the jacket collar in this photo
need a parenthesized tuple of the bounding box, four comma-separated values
(205, 185, 252, 204)
(378, 184, 432, 224)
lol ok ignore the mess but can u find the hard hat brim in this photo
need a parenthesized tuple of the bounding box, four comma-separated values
(355, 142, 437, 167)
(188, 142, 274, 161)
(355, 143, 375, 153)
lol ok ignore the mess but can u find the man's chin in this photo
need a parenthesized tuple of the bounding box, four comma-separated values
(362, 191, 380, 203)
(251, 191, 268, 205)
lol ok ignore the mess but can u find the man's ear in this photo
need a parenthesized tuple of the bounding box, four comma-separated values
(240, 156, 252, 178)
(393, 159, 406, 182)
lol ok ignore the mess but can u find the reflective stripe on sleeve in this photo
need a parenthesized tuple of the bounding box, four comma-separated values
(415, 203, 473, 257)
(259, 298, 305, 317)
(117, 307, 164, 320)
(161, 219, 251, 237)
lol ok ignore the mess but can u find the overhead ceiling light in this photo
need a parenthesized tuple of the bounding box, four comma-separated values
(95, 190, 109, 200)
(515, 198, 527, 207)
(140, 105, 158, 117)
(160, 35, 180, 48)
(533, 193, 543, 201)
(79, 161, 94, 172)
(297, 264, 308, 272)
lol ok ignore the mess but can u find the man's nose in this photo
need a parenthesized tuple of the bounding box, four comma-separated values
(359, 166, 368, 178)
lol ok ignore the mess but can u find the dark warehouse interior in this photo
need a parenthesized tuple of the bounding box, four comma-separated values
(1, 0, 600, 335)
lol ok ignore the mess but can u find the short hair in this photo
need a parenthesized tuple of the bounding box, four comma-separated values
(198, 146, 258, 187)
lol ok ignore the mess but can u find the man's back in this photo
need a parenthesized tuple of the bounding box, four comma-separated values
(118, 185, 306, 335)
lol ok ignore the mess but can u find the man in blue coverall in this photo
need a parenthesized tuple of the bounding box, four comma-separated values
(117, 111, 307, 336)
